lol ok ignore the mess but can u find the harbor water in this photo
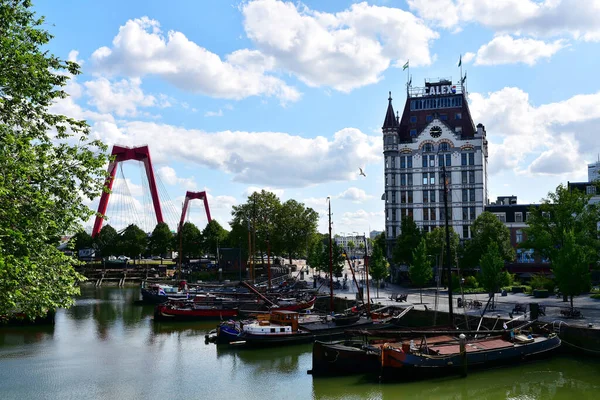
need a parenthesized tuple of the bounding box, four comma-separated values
(1, 287, 600, 400)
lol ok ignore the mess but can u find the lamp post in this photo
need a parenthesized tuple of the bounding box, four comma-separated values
(438, 147, 453, 325)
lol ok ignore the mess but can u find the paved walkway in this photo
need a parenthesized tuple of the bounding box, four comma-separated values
(309, 275, 600, 330)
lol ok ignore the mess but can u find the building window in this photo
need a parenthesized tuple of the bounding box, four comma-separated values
(429, 155, 436, 167)
(423, 208, 429, 221)
(494, 213, 506, 223)
(426, 115, 433, 122)
(430, 174, 435, 185)
(470, 207, 476, 220)
(455, 113, 462, 120)
(391, 157, 396, 168)
(407, 173, 413, 186)
(462, 171, 467, 184)
(400, 156, 406, 169)
(469, 152, 475, 165)
(469, 189, 475, 202)
(462, 225, 469, 238)
(586, 186, 597, 195)
(401, 191, 406, 204)
(400, 174, 406, 186)
(391, 192, 396, 203)
(430, 190, 436, 203)
(423, 174, 428, 185)
(440, 114, 448, 121)
(439, 142, 449, 152)
(455, 126, 462, 134)
(392, 209, 396, 221)
(407, 208, 414, 219)
(462, 189, 467, 202)
(461, 153, 467, 166)
(516, 229, 523, 243)
(517, 249, 535, 263)
(410, 129, 417, 136)
(423, 190, 429, 203)
(430, 208, 436, 221)
(408, 191, 413, 203)
(410, 115, 417, 123)
(469, 170, 475, 183)
(515, 212, 523, 223)
(462, 207, 468, 220)
(423, 143, 433, 152)
(445, 154, 451, 166)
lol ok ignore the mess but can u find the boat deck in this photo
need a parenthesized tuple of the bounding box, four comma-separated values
(428, 338, 514, 355)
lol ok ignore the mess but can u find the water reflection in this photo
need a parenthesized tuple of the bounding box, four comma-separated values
(311, 357, 600, 400)
(216, 343, 309, 374)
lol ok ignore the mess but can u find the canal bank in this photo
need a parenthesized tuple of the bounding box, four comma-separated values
(1, 286, 600, 400)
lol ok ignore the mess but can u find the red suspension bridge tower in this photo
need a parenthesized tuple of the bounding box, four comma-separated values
(179, 191, 212, 230)
(92, 145, 164, 237)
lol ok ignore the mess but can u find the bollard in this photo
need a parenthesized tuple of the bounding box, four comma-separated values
(459, 333, 467, 377)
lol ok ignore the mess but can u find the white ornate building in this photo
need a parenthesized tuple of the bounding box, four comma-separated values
(382, 78, 488, 256)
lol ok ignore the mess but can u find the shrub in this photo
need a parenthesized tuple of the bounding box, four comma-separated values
(530, 274, 555, 292)
(464, 275, 478, 289)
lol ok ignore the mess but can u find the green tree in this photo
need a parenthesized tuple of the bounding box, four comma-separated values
(372, 233, 386, 256)
(119, 224, 147, 263)
(478, 242, 506, 306)
(553, 229, 592, 309)
(409, 239, 432, 304)
(148, 222, 173, 259)
(369, 245, 389, 298)
(463, 212, 515, 270)
(178, 222, 202, 259)
(94, 225, 119, 259)
(523, 183, 599, 269)
(347, 240, 356, 256)
(306, 234, 327, 274)
(393, 217, 423, 266)
(272, 199, 319, 266)
(231, 190, 281, 265)
(424, 227, 460, 281)
(0, 1, 108, 319)
(72, 230, 93, 252)
(331, 241, 345, 277)
(201, 220, 229, 256)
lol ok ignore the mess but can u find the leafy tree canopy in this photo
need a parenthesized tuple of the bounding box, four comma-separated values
(369, 245, 389, 297)
(409, 239, 433, 303)
(553, 229, 592, 309)
(119, 224, 147, 260)
(393, 217, 422, 266)
(523, 183, 599, 265)
(478, 242, 507, 295)
(178, 222, 202, 258)
(201, 220, 229, 256)
(72, 230, 93, 252)
(463, 212, 515, 269)
(0, 0, 108, 319)
(272, 199, 319, 265)
(424, 227, 460, 268)
(148, 222, 173, 257)
(95, 225, 119, 258)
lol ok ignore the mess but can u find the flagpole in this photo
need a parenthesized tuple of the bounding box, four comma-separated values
(406, 59, 410, 94)
(459, 54, 463, 91)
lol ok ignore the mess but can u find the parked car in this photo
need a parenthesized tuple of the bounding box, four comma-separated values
(117, 255, 130, 261)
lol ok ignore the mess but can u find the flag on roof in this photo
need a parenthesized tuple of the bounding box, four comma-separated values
(458, 54, 462, 67)
(402, 60, 409, 70)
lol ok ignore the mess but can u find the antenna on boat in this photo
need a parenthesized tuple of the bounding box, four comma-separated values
(327, 197, 334, 314)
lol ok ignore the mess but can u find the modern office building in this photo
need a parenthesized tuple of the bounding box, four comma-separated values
(382, 77, 488, 256)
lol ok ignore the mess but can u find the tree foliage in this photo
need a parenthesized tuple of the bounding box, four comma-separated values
(94, 225, 119, 258)
(372, 233, 386, 256)
(179, 222, 202, 259)
(463, 212, 515, 269)
(553, 229, 592, 309)
(272, 199, 319, 265)
(72, 230, 93, 252)
(393, 217, 423, 266)
(201, 220, 228, 256)
(523, 183, 599, 267)
(0, 1, 108, 319)
(409, 239, 432, 303)
(478, 242, 506, 297)
(148, 222, 173, 257)
(119, 224, 147, 261)
(424, 227, 460, 270)
(369, 245, 389, 298)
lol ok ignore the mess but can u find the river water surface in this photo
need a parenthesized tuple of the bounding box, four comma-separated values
(1, 287, 599, 400)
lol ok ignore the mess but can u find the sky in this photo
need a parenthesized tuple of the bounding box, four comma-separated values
(37, 0, 600, 235)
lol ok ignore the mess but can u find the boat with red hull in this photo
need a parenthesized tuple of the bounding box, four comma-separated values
(154, 301, 238, 322)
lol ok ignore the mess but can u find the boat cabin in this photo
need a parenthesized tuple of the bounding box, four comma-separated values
(242, 310, 300, 335)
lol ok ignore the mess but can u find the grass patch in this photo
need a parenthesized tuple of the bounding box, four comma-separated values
(591, 293, 600, 300)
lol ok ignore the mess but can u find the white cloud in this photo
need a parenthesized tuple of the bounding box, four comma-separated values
(84, 77, 158, 117)
(408, 0, 600, 41)
(242, 0, 439, 92)
(68, 50, 84, 65)
(242, 186, 285, 199)
(157, 166, 197, 190)
(473, 35, 567, 66)
(462, 52, 475, 64)
(91, 16, 300, 104)
(204, 109, 224, 117)
(469, 87, 600, 176)
(337, 209, 384, 234)
(336, 187, 373, 203)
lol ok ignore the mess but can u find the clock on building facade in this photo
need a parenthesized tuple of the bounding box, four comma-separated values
(430, 126, 442, 138)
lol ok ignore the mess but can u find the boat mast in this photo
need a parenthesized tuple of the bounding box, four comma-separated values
(364, 234, 371, 315)
(442, 164, 454, 325)
(328, 197, 334, 313)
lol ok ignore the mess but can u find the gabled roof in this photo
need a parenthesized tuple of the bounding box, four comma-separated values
(382, 92, 398, 130)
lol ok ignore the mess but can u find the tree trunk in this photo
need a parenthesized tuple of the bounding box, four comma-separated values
(376, 279, 380, 298)
(420, 288, 423, 304)
(570, 295, 574, 311)
(289, 253, 293, 268)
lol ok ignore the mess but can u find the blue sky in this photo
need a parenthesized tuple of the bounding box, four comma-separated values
(38, 0, 600, 234)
